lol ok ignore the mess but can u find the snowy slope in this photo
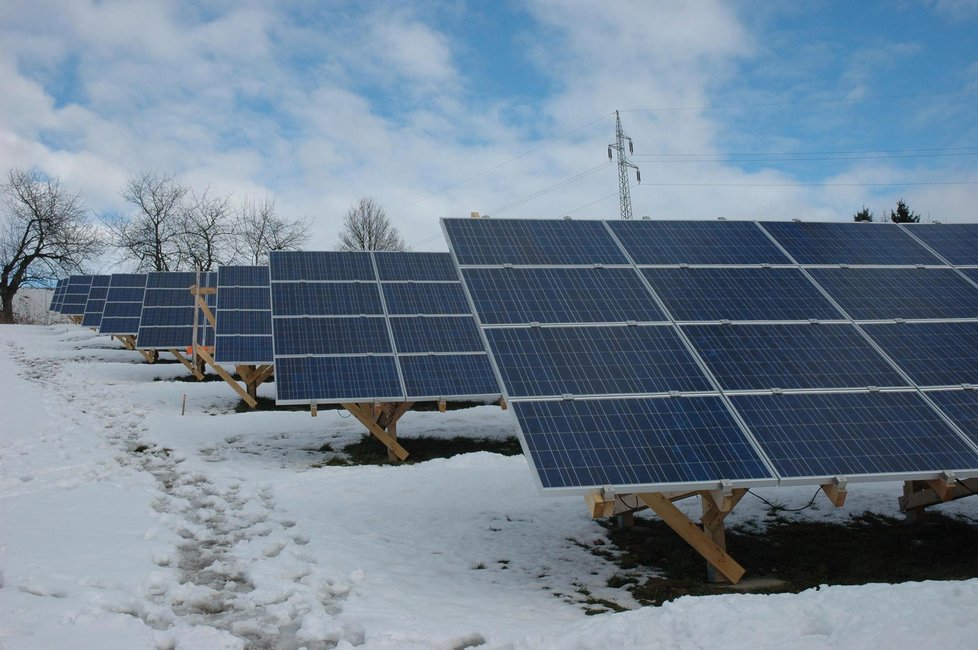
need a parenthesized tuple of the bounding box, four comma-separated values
(1, 324, 978, 649)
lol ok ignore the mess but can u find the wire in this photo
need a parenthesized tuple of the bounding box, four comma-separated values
(631, 151, 978, 164)
(748, 488, 821, 513)
(633, 180, 978, 188)
(618, 88, 978, 114)
(389, 112, 614, 215)
(486, 162, 613, 216)
(632, 145, 978, 157)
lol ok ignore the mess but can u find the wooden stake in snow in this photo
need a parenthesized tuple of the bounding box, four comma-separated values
(181, 393, 187, 416)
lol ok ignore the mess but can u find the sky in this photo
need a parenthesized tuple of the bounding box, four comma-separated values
(1, 0, 977, 261)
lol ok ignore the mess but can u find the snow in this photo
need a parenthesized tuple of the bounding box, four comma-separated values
(2, 323, 978, 649)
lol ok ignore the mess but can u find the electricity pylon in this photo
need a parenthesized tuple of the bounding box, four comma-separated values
(607, 110, 641, 219)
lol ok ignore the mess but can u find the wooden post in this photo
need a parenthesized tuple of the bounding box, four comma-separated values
(169, 348, 205, 380)
(342, 402, 411, 461)
(195, 346, 258, 407)
(638, 491, 746, 584)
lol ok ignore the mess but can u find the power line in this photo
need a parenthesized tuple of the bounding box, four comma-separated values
(390, 112, 614, 215)
(485, 162, 612, 216)
(635, 145, 978, 157)
(631, 180, 978, 188)
(631, 151, 978, 164)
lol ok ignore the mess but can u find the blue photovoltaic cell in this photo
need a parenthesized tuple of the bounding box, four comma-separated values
(218, 287, 271, 311)
(275, 356, 402, 403)
(462, 267, 664, 325)
(862, 322, 978, 387)
(269, 251, 374, 282)
(442, 218, 628, 266)
(375, 251, 459, 281)
(382, 283, 471, 315)
(81, 275, 111, 327)
(731, 391, 978, 478)
(216, 336, 274, 365)
(808, 268, 978, 320)
(273, 317, 392, 356)
(608, 220, 790, 265)
(272, 282, 383, 316)
(761, 221, 940, 265)
(486, 325, 712, 398)
(60, 275, 95, 316)
(390, 316, 485, 353)
(219, 265, 270, 287)
(50, 279, 66, 312)
(902, 224, 978, 266)
(684, 323, 907, 390)
(959, 268, 978, 285)
(215, 265, 273, 365)
(399, 354, 500, 398)
(138, 271, 215, 349)
(99, 274, 147, 335)
(927, 390, 978, 448)
(644, 267, 843, 322)
(270, 250, 500, 404)
(217, 309, 272, 335)
(512, 397, 774, 489)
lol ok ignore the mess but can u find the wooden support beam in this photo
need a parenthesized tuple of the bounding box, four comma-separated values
(170, 349, 204, 380)
(342, 402, 410, 461)
(925, 477, 957, 502)
(311, 403, 318, 417)
(117, 334, 137, 350)
(438, 399, 447, 413)
(586, 493, 616, 518)
(138, 348, 159, 364)
(195, 346, 257, 408)
(194, 294, 217, 328)
(820, 479, 848, 508)
(699, 488, 747, 534)
(253, 364, 275, 384)
(900, 478, 978, 513)
(638, 492, 746, 585)
(499, 397, 508, 411)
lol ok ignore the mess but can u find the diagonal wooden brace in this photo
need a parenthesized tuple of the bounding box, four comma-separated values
(343, 403, 410, 461)
(170, 348, 204, 380)
(639, 492, 746, 584)
(196, 346, 257, 407)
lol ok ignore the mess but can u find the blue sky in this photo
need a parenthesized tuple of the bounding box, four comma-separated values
(1, 0, 976, 259)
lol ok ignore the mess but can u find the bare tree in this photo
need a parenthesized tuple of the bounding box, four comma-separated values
(178, 188, 236, 271)
(235, 195, 309, 264)
(0, 168, 102, 323)
(337, 196, 405, 252)
(108, 171, 188, 271)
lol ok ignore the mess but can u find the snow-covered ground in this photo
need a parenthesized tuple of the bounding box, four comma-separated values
(2, 324, 978, 649)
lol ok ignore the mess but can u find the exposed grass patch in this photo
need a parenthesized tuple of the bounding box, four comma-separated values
(598, 510, 978, 606)
(337, 435, 523, 466)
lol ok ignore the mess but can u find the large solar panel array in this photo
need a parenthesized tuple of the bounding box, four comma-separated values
(136, 271, 216, 350)
(442, 218, 978, 494)
(59, 275, 95, 317)
(269, 251, 501, 405)
(99, 273, 147, 336)
(215, 265, 273, 365)
(81, 275, 112, 328)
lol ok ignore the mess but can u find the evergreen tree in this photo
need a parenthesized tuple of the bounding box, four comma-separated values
(853, 206, 873, 222)
(888, 199, 920, 223)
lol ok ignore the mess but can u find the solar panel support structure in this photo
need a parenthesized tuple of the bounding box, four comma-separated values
(608, 110, 640, 220)
(115, 334, 159, 364)
(188, 282, 261, 408)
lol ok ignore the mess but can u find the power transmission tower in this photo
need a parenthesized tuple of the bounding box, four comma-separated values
(607, 110, 641, 219)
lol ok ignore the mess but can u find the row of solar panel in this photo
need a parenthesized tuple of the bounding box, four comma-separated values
(443, 219, 978, 266)
(442, 218, 978, 494)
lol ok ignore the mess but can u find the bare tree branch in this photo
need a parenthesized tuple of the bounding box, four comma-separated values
(0, 167, 102, 323)
(178, 188, 235, 271)
(337, 197, 405, 252)
(108, 171, 187, 271)
(235, 195, 309, 264)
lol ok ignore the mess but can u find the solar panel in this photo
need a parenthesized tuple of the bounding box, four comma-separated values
(927, 390, 978, 448)
(761, 221, 941, 265)
(512, 397, 774, 490)
(442, 217, 978, 495)
(60, 275, 95, 316)
(269, 250, 500, 405)
(485, 325, 713, 398)
(862, 322, 978, 387)
(902, 224, 978, 266)
(81, 275, 111, 328)
(99, 274, 147, 335)
(50, 279, 66, 312)
(684, 323, 908, 391)
(462, 267, 665, 324)
(443, 218, 629, 266)
(608, 220, 790, 265)
(808, 267, 978, 320)
(731, 391, 978, 479)
(136, 271, 215, 349)
(644, 267, 843, 322)
(214, 265, 273, 365)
